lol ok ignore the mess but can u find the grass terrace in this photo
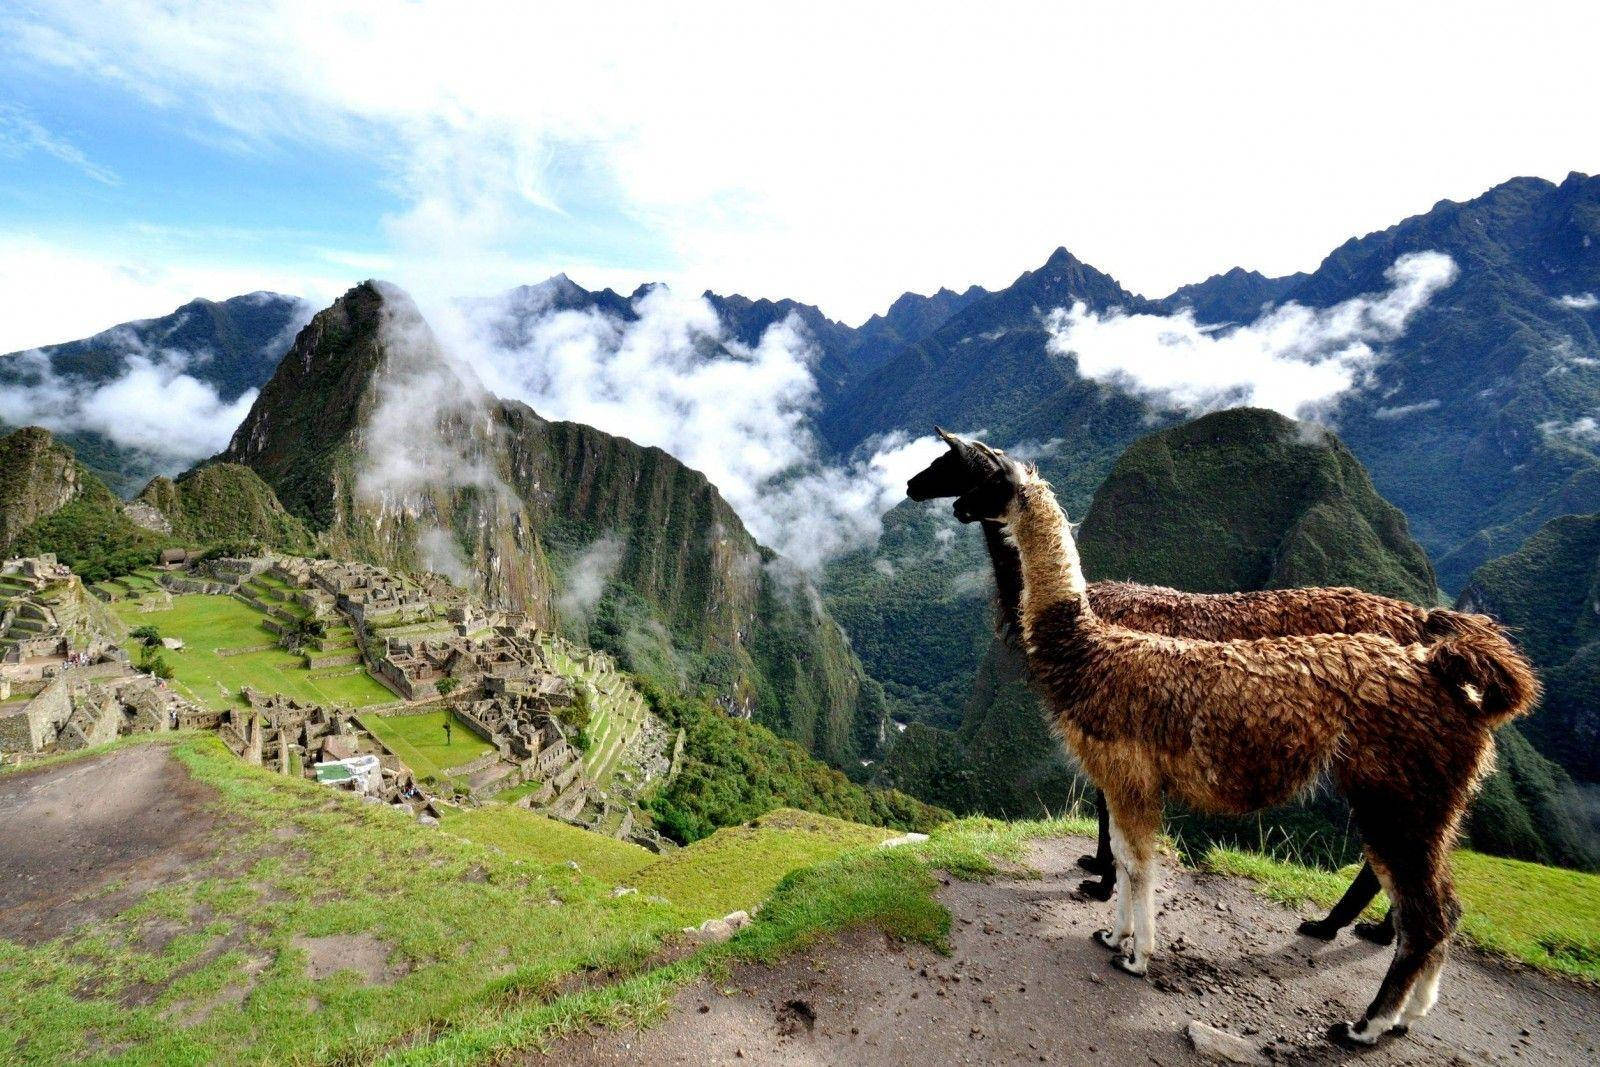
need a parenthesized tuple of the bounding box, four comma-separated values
(111, 594, 392, 711)
(360, 709, 493, 781)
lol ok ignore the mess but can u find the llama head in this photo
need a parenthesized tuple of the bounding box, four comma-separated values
(952, 445, 1031, 524)
(906, 427, 1006, 501)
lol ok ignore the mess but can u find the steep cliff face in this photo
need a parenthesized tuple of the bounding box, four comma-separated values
(219, 281, 883, 765)
(0, 427, 84, 552)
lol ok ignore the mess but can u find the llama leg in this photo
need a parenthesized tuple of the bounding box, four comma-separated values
(1395, 947, 1448, 1031)
(1078, 791, 1113, 876)
(1093, 814, 1133, 951)
(1102, 792, 1161, 977)
(1298, 862, 1382, 940)
(1332, 820, 1462, 1045)
(1355, 908, 1397, 945)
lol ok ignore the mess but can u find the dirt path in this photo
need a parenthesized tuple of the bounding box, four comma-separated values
(559, 837, 1600, 1065)
(0, 743, 218, 945)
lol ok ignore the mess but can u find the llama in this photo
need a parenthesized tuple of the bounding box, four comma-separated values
(949, 451, 1536, 1045)
(907, 430, 1500, 941)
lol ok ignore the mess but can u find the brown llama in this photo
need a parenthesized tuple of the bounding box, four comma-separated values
(907, 430, 1503, 942)
(949, 452, 1537, 1046)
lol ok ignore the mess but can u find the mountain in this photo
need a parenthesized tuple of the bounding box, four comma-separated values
(1078, 407, 1439, 603)
(0, 292, 310, 495)
(0, 426, 163, 581)
(217, 281, 887, 765)
(133, 463, 314, 553)
(1209, 172, 1600, 591)
(1460, 513, 1600, 781)
(816, 174, 1600, 596)
(0, 427, 89, 552)
(878, 409, 1595, 869)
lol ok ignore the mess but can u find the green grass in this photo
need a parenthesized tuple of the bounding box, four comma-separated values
(630, 809, 894, 922)
(1207, 846, 1600, 982)
(446, 807, 656, 884)
(360, 710, 493, 781)
(111, 595, 393, 711)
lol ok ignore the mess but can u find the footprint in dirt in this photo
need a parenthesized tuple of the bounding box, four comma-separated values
(775, 998, 816, 1038)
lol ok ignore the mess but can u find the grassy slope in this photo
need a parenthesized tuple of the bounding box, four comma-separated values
(113, 595, 392, 711)
(360, 711, 493, 780)
(1210, 847, 1600, 982)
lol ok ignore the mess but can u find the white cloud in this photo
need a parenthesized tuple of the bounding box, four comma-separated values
(6, 2, 1597, 324)
(1557, 292, 1599, 310)
(0, 237, 333, 353)
(558, 534, 625, 617)
(429, 284, 944, 570)
(0, 342, 257, 468)
(1373, 399, 1442, 420)
(1541, 416, 1600, 446)
(0, 104, 118, 185)
(1044, 252, 1458, 419)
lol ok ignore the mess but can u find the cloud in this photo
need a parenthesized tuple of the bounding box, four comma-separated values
(10, 2, 1597, 325)
(429, 283, 943, 570)
(1557, 292, 1599, 310)
(1541, 416, 1600, 446)
(1372, 398, 1441, 420)
(0, 104, 119, 185)
(0, 334, 258, 470)
(1044, 252, 1458, 419)
(558, 535, 625, 617)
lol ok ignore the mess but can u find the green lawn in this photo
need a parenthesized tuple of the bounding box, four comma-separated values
(630, 809, 894, 923)
(112, 595, 393, 711)
(446, 807, 656, 884)
(1208, 846, 1600, 982)
(360, 710, 493, 780)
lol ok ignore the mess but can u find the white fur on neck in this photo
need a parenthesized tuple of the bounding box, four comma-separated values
(1005, 474, 1088, 630)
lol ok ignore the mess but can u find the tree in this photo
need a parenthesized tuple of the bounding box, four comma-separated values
(130, 625, 163, 666)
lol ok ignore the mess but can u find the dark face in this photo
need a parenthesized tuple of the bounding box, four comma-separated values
(953, 455, 1026, 524)
(906, 427, 1003, 502)
(905, 446, 983, 501)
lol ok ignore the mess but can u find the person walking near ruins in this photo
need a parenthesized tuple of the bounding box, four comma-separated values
(443, 717, 453, 746)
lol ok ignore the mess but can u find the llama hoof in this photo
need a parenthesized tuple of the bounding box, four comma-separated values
(1354, 919, 1396, 946)
(1078, 878, 1115, 902)
(1296, 918, 1339, 941)
(1110, 953, 1147, 977)
(1077, 853, 1112, 876)
(1327, 1020, 1381, 1047)
(1389, 1023, 1410, 1036)
(1092, 928, 1121, 951)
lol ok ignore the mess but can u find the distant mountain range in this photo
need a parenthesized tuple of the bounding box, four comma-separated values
(5, 171, 1599, 808)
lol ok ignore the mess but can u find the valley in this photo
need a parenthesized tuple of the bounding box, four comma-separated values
(3, 170, 1600, 1064)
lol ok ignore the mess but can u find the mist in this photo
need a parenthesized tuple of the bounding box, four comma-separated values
(1045, 251, 1459, 420)
(428, 283, 944, 570)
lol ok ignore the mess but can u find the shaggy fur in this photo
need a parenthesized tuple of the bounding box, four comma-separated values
(915, 432, 1508, 940)
(956, 460, 1537, 1046)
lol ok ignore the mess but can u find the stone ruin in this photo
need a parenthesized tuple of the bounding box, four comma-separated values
(0, 671, 205, 757)
(219, 689, 436, 815)
(2, 555, 126, 681)
(453, 689, 583, 804)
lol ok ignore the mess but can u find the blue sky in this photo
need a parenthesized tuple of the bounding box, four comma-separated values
(2, 0, 1597, 352)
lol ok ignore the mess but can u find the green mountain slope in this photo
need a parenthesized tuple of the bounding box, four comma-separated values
(1461, 513, 1600, 781)
(135, 463, 314, 553)
(0, 426, 162, 581)
(217, 281, 886, 765)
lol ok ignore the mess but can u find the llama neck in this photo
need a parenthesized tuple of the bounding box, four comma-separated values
(980, 520, 1024, 644)
(1009, 480, 1090, 633)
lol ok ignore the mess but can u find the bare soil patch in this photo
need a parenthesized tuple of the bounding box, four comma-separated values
(555, 837, 1600, 1065)
(0, 744, 219, 944)
(293, 932, 407, 984)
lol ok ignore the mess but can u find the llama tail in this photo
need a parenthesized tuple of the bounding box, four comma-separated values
(1425, 619, 1540, 727)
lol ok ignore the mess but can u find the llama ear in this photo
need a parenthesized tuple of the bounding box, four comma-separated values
(935, 426, 960, 446)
